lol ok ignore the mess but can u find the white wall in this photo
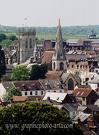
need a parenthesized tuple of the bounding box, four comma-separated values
(88, 83, 98, 90)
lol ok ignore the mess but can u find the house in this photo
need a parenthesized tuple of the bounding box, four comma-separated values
(83, 105, 99, 116)
(73, 88, 98, 105)
(39, 79, 65, 93)
(88, 73, 99, 90)
(73, 112, 91, 123)
(94, 99, 99, 107)
(62, 103, 78, 119)
(13, 81, 45, 101)
(43, 92, 74, 104)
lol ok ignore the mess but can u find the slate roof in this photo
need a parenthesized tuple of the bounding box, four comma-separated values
(13, 81, 45, 91)
(86, 105, 99, 112)
(63, 103, 77, 112)
(61, 72, 81, 84)
(39, 79, 63, 90)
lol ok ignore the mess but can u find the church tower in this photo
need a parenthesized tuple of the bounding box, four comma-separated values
(19, 28, 36, 63)
(52, 19, 67, 71)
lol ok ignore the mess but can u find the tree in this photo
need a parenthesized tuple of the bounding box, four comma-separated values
(0, 45, 6, 79)
(11, 65, 30, 81)
(0, 33, 7, 42)
(8, 35, 18, 41)
(0, 102, 83, 135)
(1, 39, 13, 48)
(30, 64, 48, 80)
(3, 86, 22, 101)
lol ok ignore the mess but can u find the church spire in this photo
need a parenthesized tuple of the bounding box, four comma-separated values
(54, 19, 66, 60)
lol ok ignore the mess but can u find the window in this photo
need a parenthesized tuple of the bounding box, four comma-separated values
(30, 91, 32, 95)
(68, 78, 74, 90)
(25, 92, 27, 95)
(35, 91, 38, 95)
(53, 62, 55, 69)
(60, 62, 64, 70)
(25, 39, 28, 48)
(29, 38, 32, 48)
(72, 65, 74, 68)
(77, 65, 79, 69)
(41, 91, 43, 95)
(82, 97, 85, 101)
(80, 65, 82, 68)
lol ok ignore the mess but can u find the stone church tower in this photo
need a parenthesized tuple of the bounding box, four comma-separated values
(18, 28, 36, 63)
(52, 19, 67, 71)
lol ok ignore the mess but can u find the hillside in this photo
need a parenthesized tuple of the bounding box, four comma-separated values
(0, 24, 99, 39)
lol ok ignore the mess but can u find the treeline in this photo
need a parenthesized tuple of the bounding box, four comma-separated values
(0, 33, 18, 47)
(1, 24, 99, 35)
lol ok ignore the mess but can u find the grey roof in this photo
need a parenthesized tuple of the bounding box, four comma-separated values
(73, 112, 91, 122)
(66, 54, 87, 61)
(39, 79, 64, 90)
(63, 103, 77, 112)
(61, 72, 81, 84)
(2, 81, 14, 91)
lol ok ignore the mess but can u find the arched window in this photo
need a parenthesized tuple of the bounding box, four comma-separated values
(60, 62, 64, 70)
(53, 62, 55, 70)
(29, 38, 32, 48)
(67, 78, 74, 90)
(25, 39, 28, 48)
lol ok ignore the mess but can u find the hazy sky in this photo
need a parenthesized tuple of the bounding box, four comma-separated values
(0, 0, 99, 26)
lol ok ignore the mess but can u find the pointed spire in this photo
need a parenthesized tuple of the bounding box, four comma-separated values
(58, 18, 61, 26)
(53, 19, 65, 60)
(56, 18, 62, 43)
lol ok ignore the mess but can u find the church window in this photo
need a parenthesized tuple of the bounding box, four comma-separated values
(60, 62, 64, 70)
(53, 62, 55, 69)
(25, 39, 28, 48)
(29, 38, 32, 48)
(67, 78, 74, 90)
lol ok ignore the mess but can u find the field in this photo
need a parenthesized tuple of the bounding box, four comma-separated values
(36, 32, 87, 40)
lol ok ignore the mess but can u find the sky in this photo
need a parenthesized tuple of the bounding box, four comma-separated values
(0, 0, 99, 27)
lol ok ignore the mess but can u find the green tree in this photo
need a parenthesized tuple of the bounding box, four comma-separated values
(3, 86, 22, 101)
(0, 102, 83, 135)
(8, 35, 18, 41)
(0, 45, 6, 79)
(0, 33, 7, 42)
(11, 65, 30, 81)
(1, 39, 13, 48)
(30, 64, 48, 80)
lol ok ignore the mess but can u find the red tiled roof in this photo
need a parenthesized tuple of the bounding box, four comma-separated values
(12, 96, 28, 102)
(42, 51, 54, 64)
(46, 71, 62, 80)
(73, 88, 93, 97)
